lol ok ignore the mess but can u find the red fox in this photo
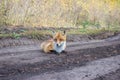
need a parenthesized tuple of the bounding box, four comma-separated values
(40, 31, 66, 54)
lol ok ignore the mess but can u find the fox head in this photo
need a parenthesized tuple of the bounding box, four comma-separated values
(52, 31, 66, 47)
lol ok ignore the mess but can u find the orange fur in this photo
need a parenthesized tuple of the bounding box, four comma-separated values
(40, 39, 54, 53)
(40, 32, 66, 53)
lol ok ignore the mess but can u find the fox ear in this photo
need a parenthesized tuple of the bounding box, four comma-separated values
(63, 30, 66, 35)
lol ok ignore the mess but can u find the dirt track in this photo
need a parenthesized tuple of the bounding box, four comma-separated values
(93, 69, 120, 80)
(0, 34, 120, 80)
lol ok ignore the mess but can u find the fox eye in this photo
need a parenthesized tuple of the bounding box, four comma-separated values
(54, 39, 57, 41)
(60, 39, 63, 41)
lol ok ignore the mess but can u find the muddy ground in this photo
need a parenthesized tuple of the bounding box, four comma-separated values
(0, 43, 120, 80)
(0, 27, 120, 80)
(93, 69, 120, 80)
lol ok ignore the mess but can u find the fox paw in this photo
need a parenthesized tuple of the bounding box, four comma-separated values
(62, 50, 67, 54)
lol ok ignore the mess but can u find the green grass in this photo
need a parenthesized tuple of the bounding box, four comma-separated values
(0, 33, 22, 39)
(0, 27, 120, 39)
(68, 27, 120, 35)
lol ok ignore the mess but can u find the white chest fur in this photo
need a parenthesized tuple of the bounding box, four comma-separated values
(53, 41, 66, 53)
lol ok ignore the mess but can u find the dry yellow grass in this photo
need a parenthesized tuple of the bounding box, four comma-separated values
(0, 0, 120, 28)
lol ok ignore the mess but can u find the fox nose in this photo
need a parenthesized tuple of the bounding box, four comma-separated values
(57, 44, 60, 46)
(57, 44, 59, 46)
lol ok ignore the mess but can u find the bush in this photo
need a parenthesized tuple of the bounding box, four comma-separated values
(0, 0, 120, 28)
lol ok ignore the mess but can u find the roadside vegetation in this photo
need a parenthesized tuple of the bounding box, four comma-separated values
(0, 27, 120, 39)
(0, 0, 120, 39)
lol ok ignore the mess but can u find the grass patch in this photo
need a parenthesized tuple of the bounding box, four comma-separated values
(0, 33, 22, 39)
(0, 27, 120, 39)
(68, 27, 120, 35)
(22, 30, 52, 39)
